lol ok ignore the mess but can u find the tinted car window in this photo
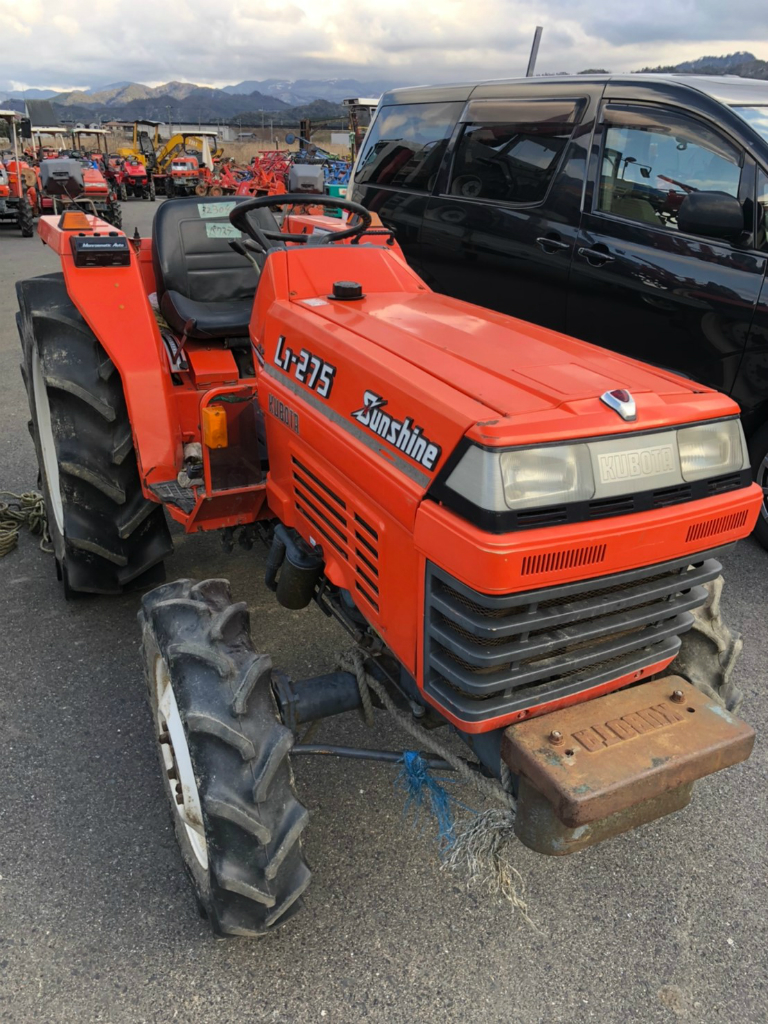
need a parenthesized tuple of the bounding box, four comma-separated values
(448, 100, 581, 204)
(354, 102, 461, 192)
(598, 108, 742, 231)
(758, 168, 768, 250)
(732, 106, 768, 145)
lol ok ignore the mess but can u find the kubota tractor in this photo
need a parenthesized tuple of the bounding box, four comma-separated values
(16, 194, 761, 937)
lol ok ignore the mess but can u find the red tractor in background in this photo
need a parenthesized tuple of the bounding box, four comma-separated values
(164, 156, 202, 197)
(0, 156, 38, 236)
(37, 155, 122, 228)
(0, 109, 38, 236)
(106, 155, 156, 202)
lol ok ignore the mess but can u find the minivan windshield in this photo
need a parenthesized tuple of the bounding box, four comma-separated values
(732, 106, 768, 144)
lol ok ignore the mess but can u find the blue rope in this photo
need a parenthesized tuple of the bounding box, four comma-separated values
(395, 751, 472, 853)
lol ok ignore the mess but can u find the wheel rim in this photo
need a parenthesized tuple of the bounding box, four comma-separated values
(758, 453, 768, 523)
(31, 346, 64, 534)
(154, 656, 209, 870)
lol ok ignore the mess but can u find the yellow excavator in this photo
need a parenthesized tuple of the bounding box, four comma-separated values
(117, 120, 222, 173)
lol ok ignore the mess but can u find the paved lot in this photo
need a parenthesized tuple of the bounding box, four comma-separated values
(0, 204, 767, 1024)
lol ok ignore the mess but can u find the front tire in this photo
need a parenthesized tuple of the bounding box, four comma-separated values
(119, 182, 128, 202)
(140, 578, 311, 937)
(16, 273, 173, 594)
(749, 423, 768, 550)
(148, 180, 156, 202)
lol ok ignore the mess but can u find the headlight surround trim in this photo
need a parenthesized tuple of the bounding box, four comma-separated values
(441, 417, 749, 517)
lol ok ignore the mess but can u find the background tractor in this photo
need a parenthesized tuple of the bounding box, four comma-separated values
(37, 129, 121, 227)
(0, 110, 37, 236)
(106, 155, 155, 201)
(15, 194, 761, 937)
(164, 155, 202, 197)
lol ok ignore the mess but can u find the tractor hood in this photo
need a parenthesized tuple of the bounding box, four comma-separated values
(83, 166, 108, 191)
(284, 246, 737, 452)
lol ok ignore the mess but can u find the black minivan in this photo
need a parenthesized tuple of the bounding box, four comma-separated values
(349, 74, 768, 545)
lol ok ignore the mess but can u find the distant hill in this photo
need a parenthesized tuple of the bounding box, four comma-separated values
(1, 87, 60, 100)
(636, 50, 768, 78)
(223, 78, 391, 105)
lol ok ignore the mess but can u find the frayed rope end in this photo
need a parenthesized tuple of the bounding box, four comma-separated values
(394, 752, 535, 928)
(443, 809, 538, 930)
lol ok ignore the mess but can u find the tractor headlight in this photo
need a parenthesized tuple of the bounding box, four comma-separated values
(500, 445, 594, 509)
(444, 443, 595, 512)
(677, 420, 749, 481)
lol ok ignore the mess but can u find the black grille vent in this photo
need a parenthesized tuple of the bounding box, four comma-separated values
(291, 457, 380, 612)
(423, 552, 722, 727)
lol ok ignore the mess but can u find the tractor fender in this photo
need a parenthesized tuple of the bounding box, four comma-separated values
(36, 215, 183, 491)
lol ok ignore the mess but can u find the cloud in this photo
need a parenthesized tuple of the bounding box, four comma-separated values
(0, 0, 766, 92)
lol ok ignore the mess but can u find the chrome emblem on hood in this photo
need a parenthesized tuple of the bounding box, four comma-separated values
(600, 388, 637, 422)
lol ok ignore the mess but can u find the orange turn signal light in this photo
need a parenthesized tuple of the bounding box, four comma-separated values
(202, 405, 228, 449)
(58, 210, 92, 231)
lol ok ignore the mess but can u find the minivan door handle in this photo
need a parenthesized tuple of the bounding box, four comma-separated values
(578, 245, 615, 266)
(536, 235, 569, 253)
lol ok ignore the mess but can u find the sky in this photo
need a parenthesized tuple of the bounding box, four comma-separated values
(1, 0, 767, 92)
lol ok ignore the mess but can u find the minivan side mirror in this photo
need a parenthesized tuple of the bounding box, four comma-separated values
(677, 191, 744, 241)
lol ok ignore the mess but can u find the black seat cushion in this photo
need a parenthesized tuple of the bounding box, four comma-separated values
(160, 291, 255, 338)
(152, 196, 280, 339)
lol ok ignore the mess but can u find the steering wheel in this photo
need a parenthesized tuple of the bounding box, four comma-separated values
(229, 192, 373, 249)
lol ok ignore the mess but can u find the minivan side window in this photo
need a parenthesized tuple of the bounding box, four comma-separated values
(448, 99, 582, 204)
(597, 107, 743, 232)
(758, 168, 768, 250)
(354, 102, 461, 192)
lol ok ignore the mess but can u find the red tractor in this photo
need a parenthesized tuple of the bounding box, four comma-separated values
(0, 110, 38, 236)
(164, 155, 202, 197)
(15, 194, 761, 937)
(107, 155, 156, 202)
(38, 154, 122, 228)
(0, 156, 38, 236)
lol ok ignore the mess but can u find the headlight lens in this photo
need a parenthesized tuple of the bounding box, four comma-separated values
(678, 420, 748, 481)
(500, 445, 594, 510)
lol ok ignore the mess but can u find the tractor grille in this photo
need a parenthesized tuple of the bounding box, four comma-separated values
(291, 456, 380, 613)
(423, 551, 723, 727)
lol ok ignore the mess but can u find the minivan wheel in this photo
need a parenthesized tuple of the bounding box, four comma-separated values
(748, 423, 768, 550)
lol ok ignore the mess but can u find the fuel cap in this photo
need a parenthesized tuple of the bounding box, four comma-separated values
(330, 280, 364, 301)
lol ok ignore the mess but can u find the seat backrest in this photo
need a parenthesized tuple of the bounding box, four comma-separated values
(152, 196, 279, 304)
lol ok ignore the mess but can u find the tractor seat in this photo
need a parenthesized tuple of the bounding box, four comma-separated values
(152, 196, 281, 339)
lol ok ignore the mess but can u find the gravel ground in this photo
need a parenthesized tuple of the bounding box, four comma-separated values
(0, 203, 766, 1024)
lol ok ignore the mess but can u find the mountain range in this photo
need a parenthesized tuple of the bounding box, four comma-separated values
(3, 54, 767, 124)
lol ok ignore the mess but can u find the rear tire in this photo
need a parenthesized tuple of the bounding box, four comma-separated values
(749, 423, 768, 550)
(119, 183, 128, 202)
(140, 578, 311, 937)
(148, 180, 156, 202)
(18, 197, 34, 237)
(16, 273, 173, 595)
(165, 178, 174, 198)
